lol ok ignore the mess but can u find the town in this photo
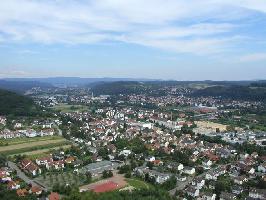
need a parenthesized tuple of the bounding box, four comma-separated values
(0, 80, 265, 200)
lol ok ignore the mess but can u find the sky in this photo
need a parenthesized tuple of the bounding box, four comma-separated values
(0, 0, 266, 80)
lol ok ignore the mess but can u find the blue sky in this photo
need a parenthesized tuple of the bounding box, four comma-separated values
(0, 0, 266, 80)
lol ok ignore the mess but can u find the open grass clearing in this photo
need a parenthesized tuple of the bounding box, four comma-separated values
(0, 135, 62, 146)
(125, 178, 151, 189)
(19, 144, 72, 157)
(52, 103, 89, 113)
(0, 138, 67, 152)
(0, 140, 70, 155)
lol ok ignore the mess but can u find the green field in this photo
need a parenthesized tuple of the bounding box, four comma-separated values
(0, 136, 70, 156)
(21, 145, 72, 158)
(1, 141, 70, 156)
(52, 103, 89, 113)
(0, 135, 62, 146)
(126, 178, 152, 189)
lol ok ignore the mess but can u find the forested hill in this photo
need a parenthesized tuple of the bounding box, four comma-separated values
(192, 85, 266, 102)
(91, 81, 148, 95)
(0, 80, 53, 94)
(0, 89, 39, 116)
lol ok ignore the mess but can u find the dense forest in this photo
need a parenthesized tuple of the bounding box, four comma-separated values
(192, 85, 266, 102)
(0, 89, 39, 116)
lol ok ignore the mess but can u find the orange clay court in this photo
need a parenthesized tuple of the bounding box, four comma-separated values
(79, 173, 127, 193)
(93, 181, 118, 193)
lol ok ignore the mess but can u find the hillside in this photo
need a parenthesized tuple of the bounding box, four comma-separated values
(192, 85, 266, 102)
(0, 80, 53, 94)
(91, 81, 148, 95)
(0, 89, 39, 116)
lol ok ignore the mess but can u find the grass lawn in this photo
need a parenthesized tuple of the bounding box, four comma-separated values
(126, 178, 152, 189)
(52, 103, 89, 113)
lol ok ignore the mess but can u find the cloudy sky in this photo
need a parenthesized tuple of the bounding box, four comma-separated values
(0, 0, 266, 80)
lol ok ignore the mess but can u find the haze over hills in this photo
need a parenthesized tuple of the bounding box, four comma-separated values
(1, 77, 266, 94)
(2, 77, 161, 87)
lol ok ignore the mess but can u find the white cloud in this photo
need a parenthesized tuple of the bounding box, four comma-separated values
(239, 53, 266, 62)
(0, 0, 265, 55)
(0, 69, 30, 77)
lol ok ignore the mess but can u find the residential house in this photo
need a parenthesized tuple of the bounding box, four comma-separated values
(183, 166, 195, 175)
(232, 185, 244, 195)
(185, 186, 199, 197)
(201, 192, 216, 200)
(258, 162, 266, 173)
(134, 166, 170, 184)
(234, 176, 248, 185)
(7, 181, 20, 190)
(46, 160, 65, 170)
(202, 160, 212, 170)
(145, 156, 156, 162)
(25, 130, 37, 138)
(192, 177, 205, 189)
(16, 189, 27, 197)
(219, 192, 237, 200)
(36, 156, 53, 166)
(65, 156, 75, 164)
(206, 170, 218, 180)
(30, 186, 43, 195)
(40, 129, 54, 136)
(0, 169, 11, 182)
(148, 170, 170, 184)
(249, 188, 266, 199)
(119, 149, 131, 157)
(167, 162, 184, 171)
(20, 159, 41, 176)
(176, 174, 186, 182)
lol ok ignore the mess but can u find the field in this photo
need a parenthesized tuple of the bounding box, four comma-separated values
(35, 171, 87, 190)
(20, 145, 72, 156)
(126, 178, 151, 189)
(0, 136, 70, 156)
(52, 103, 89, 113)
(0, 135, 62, 146)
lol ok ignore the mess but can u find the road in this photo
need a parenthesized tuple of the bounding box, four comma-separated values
(7, 161, 47, 191)
(169, 176, 193, 196)
(169, 165, 226, 196)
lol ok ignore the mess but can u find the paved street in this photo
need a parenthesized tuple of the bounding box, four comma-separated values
(7, 161, 47, 191)
(169, 176, 193, 196)
(169, 165, 226, 196)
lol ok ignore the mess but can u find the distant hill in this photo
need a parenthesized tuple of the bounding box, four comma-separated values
(3, 77, 266, 88)
(4, 77, 159, 87)
(0, 80, 53, 93)
(0, 89, 39, 116)
(91, 81, 148, 95)
(192, 85, 266, 102)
